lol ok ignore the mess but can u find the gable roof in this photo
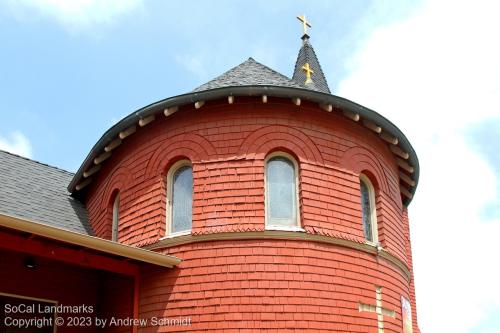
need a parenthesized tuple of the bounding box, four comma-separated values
(193, 57, 304, 92)
(0, 150, 92, 235)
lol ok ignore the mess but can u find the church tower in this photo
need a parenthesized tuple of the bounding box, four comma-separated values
(64, 15, 421, 333)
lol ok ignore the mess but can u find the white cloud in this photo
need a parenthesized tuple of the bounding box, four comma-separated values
(175, 53, 209, 80)
(336, 0, 500, 332)
(0, 131, 33, 158)
(5, 0, 142, 32)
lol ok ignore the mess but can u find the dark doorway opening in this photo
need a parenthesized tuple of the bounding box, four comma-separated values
(0, 293, 55, 333)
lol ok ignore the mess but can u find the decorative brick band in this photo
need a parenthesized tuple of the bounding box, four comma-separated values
(145, 230, 411, 281)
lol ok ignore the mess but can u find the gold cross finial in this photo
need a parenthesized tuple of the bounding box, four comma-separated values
(297, 14, 311, 36)
(302, 63, 314, 84)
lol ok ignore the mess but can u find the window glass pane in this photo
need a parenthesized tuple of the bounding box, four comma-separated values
(112, 194, 119, 241)
(267, 157, 296, 225)
(360, 180, 373, 242)
(172, 165, 193, 233)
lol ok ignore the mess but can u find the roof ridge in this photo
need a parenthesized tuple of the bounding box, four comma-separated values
(246, 57, 297, 83)
(193, 57, 305, 92)
(0, 149, 74, 176)
(292, 42, 303, 71)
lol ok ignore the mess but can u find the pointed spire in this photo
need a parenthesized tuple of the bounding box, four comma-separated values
(292, 15, 331, 94)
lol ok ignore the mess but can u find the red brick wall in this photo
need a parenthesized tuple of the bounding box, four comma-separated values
(140, 239, 413, 332)
(84, 97, 419, 331)
(86, 99, 404, 258)
(403, 208, 420, 333)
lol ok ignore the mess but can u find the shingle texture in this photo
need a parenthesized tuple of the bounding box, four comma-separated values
(292, 37, 331, 94)
(193, 57, 305, 92)
(0, 150, 92, 235)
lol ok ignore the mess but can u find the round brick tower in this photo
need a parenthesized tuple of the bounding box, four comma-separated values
(70, 26, 420, 333)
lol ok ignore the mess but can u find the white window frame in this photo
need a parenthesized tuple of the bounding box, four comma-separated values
(165, 159, 193, 238)
(111, 193, 120, 242)
(264, 152, 303, 231)
(360, 174, 378, 245)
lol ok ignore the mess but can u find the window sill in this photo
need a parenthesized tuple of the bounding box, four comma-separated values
(365, 240, 383, 251)
(160, 230, 191, 240)
(265, 225, 305, 232)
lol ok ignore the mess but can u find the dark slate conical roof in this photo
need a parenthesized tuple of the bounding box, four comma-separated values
(292, 36, 331, 94)
(193, 57, 304, 92)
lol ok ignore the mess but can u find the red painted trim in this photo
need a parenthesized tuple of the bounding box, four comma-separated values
(0, 229, 139, 276)
(132, 272, 140, 333)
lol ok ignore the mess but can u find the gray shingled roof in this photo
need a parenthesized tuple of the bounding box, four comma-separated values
(0, 150, 92, 235)
(193, 57, 305, 92)
(292, 37, 331, 94)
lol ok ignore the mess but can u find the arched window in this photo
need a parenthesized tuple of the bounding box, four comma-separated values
(111, 193, 120, 242)
(167, 160, 193, 236)
(359, 174, 378, 243)
(265, 153, 300, 229)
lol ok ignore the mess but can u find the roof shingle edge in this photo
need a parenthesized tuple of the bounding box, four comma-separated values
(68, 84, 420, 206)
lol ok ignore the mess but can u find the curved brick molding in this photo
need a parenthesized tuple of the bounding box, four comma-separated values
(237, 124, 325, 164)
(146, 230, 411, 281)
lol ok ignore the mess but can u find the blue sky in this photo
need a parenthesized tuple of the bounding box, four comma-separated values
(0, 0, 416, 171)
(1, 1, 499, 332)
